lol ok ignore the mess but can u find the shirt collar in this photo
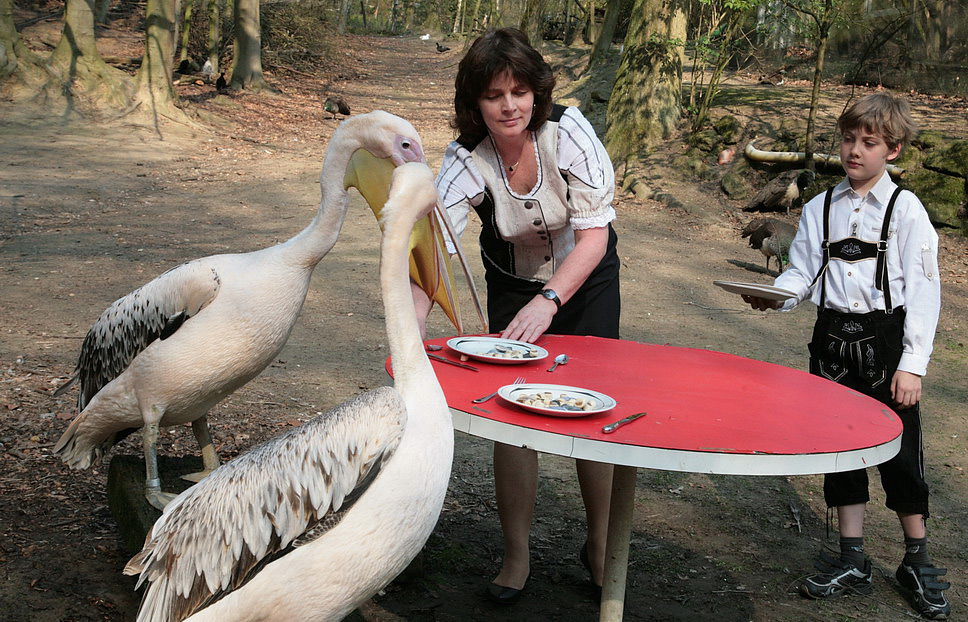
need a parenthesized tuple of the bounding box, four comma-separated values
(833, 170, 897, 209)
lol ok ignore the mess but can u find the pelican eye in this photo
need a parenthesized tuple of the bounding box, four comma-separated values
(401, 140, 411, 150)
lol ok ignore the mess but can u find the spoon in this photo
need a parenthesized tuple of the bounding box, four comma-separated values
(547, 353, 568, 372)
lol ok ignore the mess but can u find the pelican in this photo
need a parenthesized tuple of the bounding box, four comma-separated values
(53, 111, 471, 510)
(124, 162, 466, 622)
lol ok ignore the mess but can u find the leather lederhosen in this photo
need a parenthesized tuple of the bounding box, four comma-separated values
(809, 186, 903, 390)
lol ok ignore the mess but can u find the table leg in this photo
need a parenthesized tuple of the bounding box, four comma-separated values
(599, 464, 637, 622)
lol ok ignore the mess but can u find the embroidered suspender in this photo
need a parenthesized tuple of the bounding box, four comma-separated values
(811, 186, 903, 313)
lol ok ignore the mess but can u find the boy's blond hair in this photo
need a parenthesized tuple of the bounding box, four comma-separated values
(837, 92, 918, 149)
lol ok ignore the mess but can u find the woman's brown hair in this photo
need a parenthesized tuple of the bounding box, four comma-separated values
(452, 28, 556, 144)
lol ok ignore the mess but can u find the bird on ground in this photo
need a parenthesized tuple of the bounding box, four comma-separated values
(176, 59, 193, 75)
(215, 73, 227, 91)
(200, 60, 214, 81)
(436, 41, 450, 53)
(744, 169, 815, 214)
(741, 217, 797, 273)
(124, 161, 476, 622)
(323, 95, 351, 119)
(52, 111, 470, 510)
(420, 33, 430, 40)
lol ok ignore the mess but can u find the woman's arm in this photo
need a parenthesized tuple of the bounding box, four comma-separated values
(501, 226, 608, 342)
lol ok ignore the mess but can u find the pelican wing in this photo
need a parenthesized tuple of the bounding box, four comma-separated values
(124, 387, 406, 622)
(55, 260, 221, 409)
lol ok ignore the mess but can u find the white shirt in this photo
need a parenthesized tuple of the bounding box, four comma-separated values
(435, 105, 616, 244)
(775, 171, 941, 376)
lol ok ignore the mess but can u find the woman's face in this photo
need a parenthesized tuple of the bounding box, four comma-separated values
(477, 70, 534, 142)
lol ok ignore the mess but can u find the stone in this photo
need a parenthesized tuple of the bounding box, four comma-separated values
(108, 454, 203, 554)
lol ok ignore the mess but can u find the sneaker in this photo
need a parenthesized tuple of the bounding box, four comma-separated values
(896, 562, 951, 619)
(799, 551, 873, 599)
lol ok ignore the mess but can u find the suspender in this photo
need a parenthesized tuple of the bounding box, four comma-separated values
(811, 185, 903, 313)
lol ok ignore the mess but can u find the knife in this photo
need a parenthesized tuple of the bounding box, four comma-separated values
(427, 353, 480, 372)
(602, 412, 647, 434)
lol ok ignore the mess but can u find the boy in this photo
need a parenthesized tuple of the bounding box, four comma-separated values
(743, 92, 949, 619)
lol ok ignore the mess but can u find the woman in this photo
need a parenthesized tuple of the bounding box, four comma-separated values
(415, 27, 621, 604)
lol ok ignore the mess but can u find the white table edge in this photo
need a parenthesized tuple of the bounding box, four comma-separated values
(451, 408, 903, 476)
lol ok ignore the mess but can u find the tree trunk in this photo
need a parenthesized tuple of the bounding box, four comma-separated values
(206, 0, 221, 72)
(804, 6, 832, 173)
(586, 0, 623, 71)
(520, 0, 547, 47)
(130, 0, 189, 121)
(584, 0, 595, 44)
(46, 0, 131, 111)
(605, 0, 686, 165)
(178, 0, 195, 64)
(0, 0, 44, 86)
(339, 0, 351, 33)
(452, 0, 463, 34)
(229, 0, 274, 91)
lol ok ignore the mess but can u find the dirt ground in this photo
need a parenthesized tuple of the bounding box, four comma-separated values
(1, 32, 967, 622)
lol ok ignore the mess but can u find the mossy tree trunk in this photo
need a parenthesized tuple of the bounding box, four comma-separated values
(178, 0, 195, 65)
(229, 0, 275, 91)
(44, 0, 131, 112)
(1, 0, 44, 87)
(604, 0, 686, 167)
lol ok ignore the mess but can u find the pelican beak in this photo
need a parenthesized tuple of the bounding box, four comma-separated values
(344, 149, 487, 334)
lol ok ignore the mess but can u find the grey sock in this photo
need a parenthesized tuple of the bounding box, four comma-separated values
(840, 536, 866, 567)
(903, 536, 931, 567)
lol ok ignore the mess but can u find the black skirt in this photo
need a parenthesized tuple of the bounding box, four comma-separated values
(484, 224, 620, 338)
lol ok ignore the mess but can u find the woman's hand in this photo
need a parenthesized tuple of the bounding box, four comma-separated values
(891, 370, 922, 409)
(501, 295, 557, 343)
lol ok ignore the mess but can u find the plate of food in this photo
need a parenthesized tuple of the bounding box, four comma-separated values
(446, 336, 548, 364)
(498, 383, 617, 417)
(713, 280, 797, 301)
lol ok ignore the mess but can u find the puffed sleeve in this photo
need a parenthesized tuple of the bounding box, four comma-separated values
(557, 106, 616, 230)
(435, 141, 486, 254)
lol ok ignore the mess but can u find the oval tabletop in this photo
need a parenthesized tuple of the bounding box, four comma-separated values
(389, 335, 903, 477)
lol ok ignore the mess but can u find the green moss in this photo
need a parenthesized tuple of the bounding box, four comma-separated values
(713, 115, 740, 143)
(924, 140, 968, 178)
(912, 130, 949, 151)
(902, 170, 963, 227)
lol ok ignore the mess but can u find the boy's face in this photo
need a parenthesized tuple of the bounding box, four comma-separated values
(840, 126, 902, 193)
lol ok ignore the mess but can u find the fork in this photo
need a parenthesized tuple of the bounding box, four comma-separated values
(472, 376, 526, 404)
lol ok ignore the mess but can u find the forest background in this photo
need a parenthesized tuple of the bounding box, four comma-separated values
(1, 0, 967, 620)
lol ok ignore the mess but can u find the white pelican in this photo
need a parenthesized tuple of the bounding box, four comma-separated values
(124, 162, 465, 622)
(53, 111, 469, 510)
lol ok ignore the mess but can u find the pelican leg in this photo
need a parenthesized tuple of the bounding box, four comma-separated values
(143, 420, 177, 510)
(182, 415, 220, 483)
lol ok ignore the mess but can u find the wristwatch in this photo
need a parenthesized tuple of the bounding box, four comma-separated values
(539, 289, 561, 309)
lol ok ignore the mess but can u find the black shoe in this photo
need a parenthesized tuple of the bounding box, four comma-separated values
(485, 572, 530, 605)
(798, 551, 873, 599)
(896, 562, 951, 619)
(580, 541, 603, 601)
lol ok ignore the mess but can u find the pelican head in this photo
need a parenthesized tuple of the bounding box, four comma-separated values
(342, 112, 485, 334)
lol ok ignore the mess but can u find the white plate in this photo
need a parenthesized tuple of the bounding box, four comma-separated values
(498, 383, 617, 417)
(714, 280, 797, 301)
(446, 336, 549, 364)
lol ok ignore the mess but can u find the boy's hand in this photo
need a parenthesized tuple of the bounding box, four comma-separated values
(891, 371, 922, 409)
(742, 295, 783, 311)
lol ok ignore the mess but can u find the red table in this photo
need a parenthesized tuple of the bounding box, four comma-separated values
(400, 334, 903, 621)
